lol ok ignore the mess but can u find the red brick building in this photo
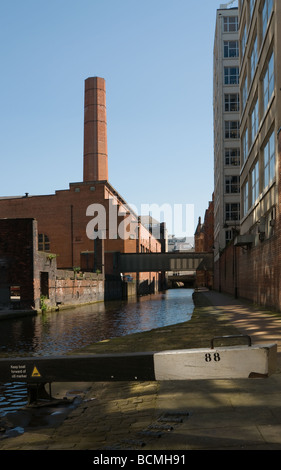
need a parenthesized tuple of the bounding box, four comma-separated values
(0, 77, 163, 299)
(195, 195, 214, 253)
(194, 195, 214, 288)
(0, 218, 104, 311)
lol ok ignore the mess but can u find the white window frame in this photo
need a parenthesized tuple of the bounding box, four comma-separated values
(224, 94, 239, 112)
(225, 121, 240, 139)
(225, 203, 240, 222)
(224, 40, 239, 58)
(250, 36, 258, 82)
(223, 16, 238, 32)
(243, 181, 249, 216)
(225, 230, 233, 244)
(263, 51, 274, 112)
(251, 160, 259, 205)
(241, 75, 248, 111)
(241, 23, 247, 58)
(242, 128, 248, 164)
(225, 148, 240, 166)
(263, 131, 275, 189)
(262, 0, 273, 39)
(250, 0, 255, 18)
(225, 175, 240, 194)
(224, 67, 239, 85)
(251, 98, 259, 143)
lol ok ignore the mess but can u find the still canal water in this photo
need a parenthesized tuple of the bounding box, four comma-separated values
(0, 288, 194, 416)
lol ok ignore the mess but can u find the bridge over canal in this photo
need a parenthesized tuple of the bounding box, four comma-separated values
(117, 252, 213, 273)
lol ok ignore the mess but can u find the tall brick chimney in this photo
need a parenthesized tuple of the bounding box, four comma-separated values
(83, 77, 108, 182)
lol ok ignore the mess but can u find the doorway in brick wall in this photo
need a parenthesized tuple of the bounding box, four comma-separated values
(40, 272, 49, 298)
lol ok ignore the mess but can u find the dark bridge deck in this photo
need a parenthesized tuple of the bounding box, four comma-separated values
(118, 252, 213, 273)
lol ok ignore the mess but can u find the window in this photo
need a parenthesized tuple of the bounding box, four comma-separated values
(224, 94, 239, 112)
(10, 286, 20, 302)
(243, 181, 249, 216)
(264, 131, 275, 188)
(40, 272, 49, 298)
(225, 121, 240, 139)
(241, 76, 248, 111)
(251, 98, 259, 143)
(38, 234, 50, 252)
(225, 175, 240, 194)
(225, 230, 233, 244)
(250, 36, 258, 82)
(262, 0, 273, 38)
(263, 52, 274, 112)
(250, 0, 256, 18)
(224, 67, 239, 85)
(223, 16, 238, 32)
(242, 128, 248, 163)
(241, 23, 247, 58)
(224, 41, 239, 58)
(225, 148, 240, 166)
(225, 203, 240, 222)
(251, 160, 259, 204)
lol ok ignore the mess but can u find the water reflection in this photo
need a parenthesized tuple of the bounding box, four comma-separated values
(0, 289, 194, 357)
(0, 288, 194, 417)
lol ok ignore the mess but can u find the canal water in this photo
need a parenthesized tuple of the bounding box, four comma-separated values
(0, 288, 194, 417)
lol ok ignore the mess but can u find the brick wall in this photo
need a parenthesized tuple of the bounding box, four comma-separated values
(214, 129, 281, 311)
(0, 215, 160, 310)
(214, 235, 279, 310)
(0, 181, 161, 276)
(34, 259, 104, 311)
(0, 218, 104, 311)
(0, 218, 35, 309)
(54, 270, 104, 308)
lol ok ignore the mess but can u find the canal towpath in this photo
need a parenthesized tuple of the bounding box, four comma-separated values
(1, 288, 281, 450)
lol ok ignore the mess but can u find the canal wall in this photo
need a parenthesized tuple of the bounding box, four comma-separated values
(213, 230, 280, 311)
(54, 270, 104, 309)
(34, 253, 104, 311)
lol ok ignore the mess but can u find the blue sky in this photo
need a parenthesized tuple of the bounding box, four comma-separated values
(0, 0, 237, 236)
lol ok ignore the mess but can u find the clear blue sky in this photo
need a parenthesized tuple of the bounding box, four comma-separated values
(0, 0, 236, 237)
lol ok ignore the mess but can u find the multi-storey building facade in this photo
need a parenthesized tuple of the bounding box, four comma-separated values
(213, 6, 240, 266)
(236, 0, 281, 307)
(239, 0, 279, 240)
(214, 0, 281, 311)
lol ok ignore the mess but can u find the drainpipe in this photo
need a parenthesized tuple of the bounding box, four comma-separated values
(71, 205, 74, 267)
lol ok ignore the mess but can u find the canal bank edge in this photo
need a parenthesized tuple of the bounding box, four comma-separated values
(0, 299, 107, 321)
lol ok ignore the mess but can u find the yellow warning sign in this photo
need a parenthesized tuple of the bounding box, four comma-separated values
(31, 366, 41, 377)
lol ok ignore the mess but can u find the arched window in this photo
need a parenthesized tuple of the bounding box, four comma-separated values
(38, 234, 50, 252)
